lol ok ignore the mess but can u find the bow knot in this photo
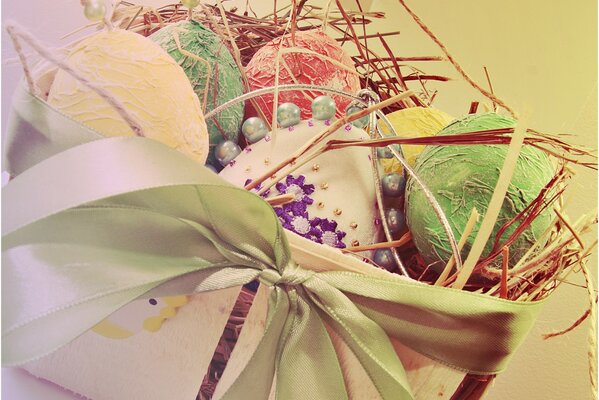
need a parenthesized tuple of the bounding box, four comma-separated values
(258, 264, 314, 287)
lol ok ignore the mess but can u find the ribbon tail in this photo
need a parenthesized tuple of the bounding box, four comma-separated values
(321, 271, 544, 374)
(305, 278, 414, 400)
(217, 287, 289, 400)
(275, 288, 348, 400)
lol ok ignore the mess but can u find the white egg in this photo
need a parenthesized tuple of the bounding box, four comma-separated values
(219, 119, 379, 251)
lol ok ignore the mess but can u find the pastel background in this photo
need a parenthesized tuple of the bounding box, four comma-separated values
(2, 0, 597, 399)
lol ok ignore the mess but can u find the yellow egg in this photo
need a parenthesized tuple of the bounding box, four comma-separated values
(380, 107, 454, 173)
(48, 29, 209, 164)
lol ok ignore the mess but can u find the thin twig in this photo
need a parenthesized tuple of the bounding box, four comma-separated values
(397, 0, 518, 118)
(500, 247, 509, 299)
(342, 232, 412, 253)
(483, 66, 496, 112)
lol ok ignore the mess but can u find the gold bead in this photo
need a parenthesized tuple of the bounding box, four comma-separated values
(320, 182, 329, 190)
(334, 208, 342, 216)
(264, 158, 270, 165)
(270, 174, 277, 180)
(312, 164, 320, 172)
(245, 166, 252, 173)
(317, 202, 325, 209)
(351, 240, 360, 247)
(290, 160, 297, 166)
(350, 222, 358, 229)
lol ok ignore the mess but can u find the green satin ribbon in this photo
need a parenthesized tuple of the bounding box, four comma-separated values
(2, 89, 545, 399)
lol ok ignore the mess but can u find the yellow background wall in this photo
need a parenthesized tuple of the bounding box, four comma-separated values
(2, 0, 596, 399)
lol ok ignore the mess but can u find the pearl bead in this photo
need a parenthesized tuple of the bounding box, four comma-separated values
(83, 0, 106, 22)
(381, 173, 406, 197)
(215, 140, 242, 166)
(277, 102, 301, 128)
(242, 117, 268, 144)
(385, 208, 406, 234)
(377, 147, 393, 159)
(181, 0, 200, 8)
(311, 95, 336, 120)
(373, 249, 397, 271)
(377, 144, 401, 159)
(345, 104, 369, 129)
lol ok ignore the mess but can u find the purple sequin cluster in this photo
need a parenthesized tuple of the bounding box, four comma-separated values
(246, 175, 347, 249)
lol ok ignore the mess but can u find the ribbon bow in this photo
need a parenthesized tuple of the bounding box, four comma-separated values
(2, 89, 544, 399)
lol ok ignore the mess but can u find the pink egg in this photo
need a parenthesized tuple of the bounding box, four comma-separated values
(245, 30, 361, 121)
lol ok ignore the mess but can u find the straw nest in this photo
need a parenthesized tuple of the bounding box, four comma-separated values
(100, 1, 598, 398)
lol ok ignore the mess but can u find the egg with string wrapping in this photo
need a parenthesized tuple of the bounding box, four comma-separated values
(219, 119, 379, 254)
(245, 30, 361, 121)
(405, 113, 555, 274)
(150, 21, 244, 167)
(47, 29, 209, 164)
(379, 106, 454, 173)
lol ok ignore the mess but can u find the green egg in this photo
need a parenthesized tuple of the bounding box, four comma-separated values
(405, 113, 555, 273)
(150, 20, 244, 168)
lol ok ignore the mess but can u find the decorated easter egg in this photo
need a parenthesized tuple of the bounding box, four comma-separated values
(219, 118, 378, 252)
(405, 113, 555, 273)
(379, 107, 454, 173)
(150, 21, 244, 167)
(92, 296, 188, 339)
(245, 30, 361, 121)
(48, 29, 209, 164)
